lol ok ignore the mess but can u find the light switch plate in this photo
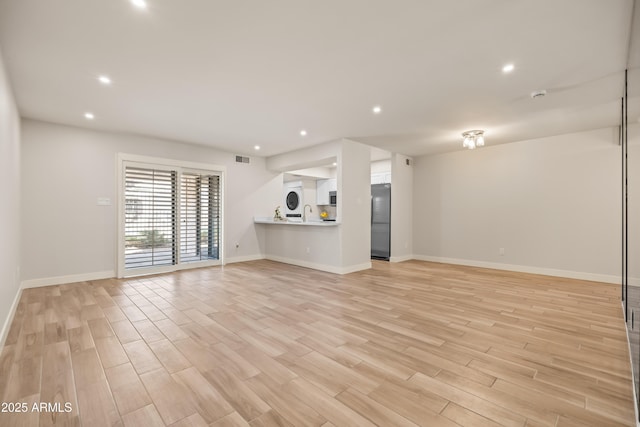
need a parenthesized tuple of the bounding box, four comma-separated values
(97, 197, 111, 206)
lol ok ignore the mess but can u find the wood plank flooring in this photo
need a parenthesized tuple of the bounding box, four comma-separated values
(0, 260, 635, 426)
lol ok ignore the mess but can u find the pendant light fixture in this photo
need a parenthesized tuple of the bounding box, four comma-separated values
(462, 130, 485, 150)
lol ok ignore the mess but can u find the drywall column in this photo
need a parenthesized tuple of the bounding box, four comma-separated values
(338, 140, 372, 271)
(0, 47, 21, 344)
(390, 153, 413, 262)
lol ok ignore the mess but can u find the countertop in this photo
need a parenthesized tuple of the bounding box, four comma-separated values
(254, 216, 340, 226)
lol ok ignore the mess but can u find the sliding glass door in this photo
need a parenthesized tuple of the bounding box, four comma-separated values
(119, 158, 223, 277)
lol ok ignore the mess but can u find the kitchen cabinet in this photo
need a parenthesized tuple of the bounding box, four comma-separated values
(316, 178, 337, 205)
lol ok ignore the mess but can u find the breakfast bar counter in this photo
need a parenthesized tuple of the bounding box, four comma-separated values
(253, 217, 340, 226)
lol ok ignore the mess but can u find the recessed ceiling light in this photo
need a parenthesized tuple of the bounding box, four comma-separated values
(84, 112, 95, 120)
(332, 162, 337, 166)
(502, 63, 515, 73)
(300, 130, 307, 137)
(98, 75, 111, 85)
(130, 0, 147, 9)
(372, 105, 382, 114)
(254, 145, 260, 151)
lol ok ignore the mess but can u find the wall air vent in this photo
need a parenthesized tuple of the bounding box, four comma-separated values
(235, 155, 250, 164)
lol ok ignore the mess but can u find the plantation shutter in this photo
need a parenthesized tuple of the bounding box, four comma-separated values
(181, 172, 220, 262)
(124, 166, 177, 269)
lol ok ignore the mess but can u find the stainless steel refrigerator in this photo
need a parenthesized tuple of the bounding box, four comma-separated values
(371, 183, 391, 260)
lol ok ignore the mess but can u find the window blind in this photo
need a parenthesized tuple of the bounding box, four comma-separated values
(124, 166, 177, 269)
(180, 173, 220, 262)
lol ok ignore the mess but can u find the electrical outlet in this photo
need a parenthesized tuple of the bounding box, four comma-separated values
(499, 248, 505, 256)
(306, 247, 310, 254)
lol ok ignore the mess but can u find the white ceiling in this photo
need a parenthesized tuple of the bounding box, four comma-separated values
(0, 0, 638, 157)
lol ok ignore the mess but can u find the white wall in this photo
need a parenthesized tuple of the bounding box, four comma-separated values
(262, 225, 342, 271)
(338, 140, 372, 270)
(390, 153, 413, 262)
(266, 141, 339, 172)
(413, 127, 638, 283)
(0, 48, 21, 344)
(20, 119, 281, 284)
(301, 179, 321, 221)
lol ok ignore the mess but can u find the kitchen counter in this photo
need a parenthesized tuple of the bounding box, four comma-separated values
(254, 216, 340, 226)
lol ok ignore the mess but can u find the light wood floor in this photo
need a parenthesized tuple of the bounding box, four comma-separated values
(0, 260, 635, 427)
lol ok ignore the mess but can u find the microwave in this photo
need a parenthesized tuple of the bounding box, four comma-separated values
(329, 191, 337, 206)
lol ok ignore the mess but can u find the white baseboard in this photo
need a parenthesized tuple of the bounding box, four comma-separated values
(340, 262, 373, 274)
(413, 255, 639, 285)
(265, 255, 371, 275)
(389, 254, 414, 263)
(0, 287, 23, 348)
(224, 254, 266, 265)
(21, 270, 115, 289)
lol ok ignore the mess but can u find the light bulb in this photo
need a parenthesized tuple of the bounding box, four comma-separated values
(131, 0, 147, 9)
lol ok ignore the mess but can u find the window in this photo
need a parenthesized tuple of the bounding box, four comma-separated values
(118, 155, 224, 277)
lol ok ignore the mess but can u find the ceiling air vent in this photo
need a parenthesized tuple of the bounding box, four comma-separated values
(235, 155, 250, 164)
